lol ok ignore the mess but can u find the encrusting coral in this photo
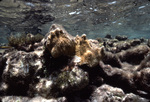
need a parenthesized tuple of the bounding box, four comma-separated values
(44, 24, 103, 67)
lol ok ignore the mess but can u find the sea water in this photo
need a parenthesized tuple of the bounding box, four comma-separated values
(0, 0, 150, 44)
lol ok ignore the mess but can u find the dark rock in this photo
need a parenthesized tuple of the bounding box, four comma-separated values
(0, 82, 8, 95)
(2, 50, 44, 95)
(104, 39, 118, 47)
(117, 45, 150, 65)
(0, 96, 30, 102)
(91, 84, 148, 102)
(148, 39, 150, 47)
(91, 84, 125, 102)
(101, 48, 122, 68)
(104, 38, 144, 53)
(99, 60, 150, 94)
(137, 53, 150, 71)
(140, 38, 145, 43)
(130, 39, 141, 46)
(0, 96, 67, 102)
(135, 68, 150, 93)
(96, 37, 103, 43)
(105, 34, 112, 39)
(29, 67, 89, 98)
(28, 96, 67, 102)
(122, 93, 149, 102)
(115, 35, 128, 41)
(0, 55, 6, 81)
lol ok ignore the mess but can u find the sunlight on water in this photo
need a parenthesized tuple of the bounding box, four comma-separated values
(108, 1, 117, 5)
(0, 0, 150, 44)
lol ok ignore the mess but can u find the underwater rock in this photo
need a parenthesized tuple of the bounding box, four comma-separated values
(115, 35, 128, 41)
(29, 66, 89, 98)
(0, 82, 8, 95)
(91, 84, 125, 102)
(99, 61, 137, 91)
(45, 24, 103, 67)
(137, 53, 150, 71)
(0, 96, 29, 102)
(148, 39, 150, 47)
(2, 50, 44, 95)
(135, 68, 150, 93)
(117, 45, 150, 64)
(122, 93, 149, 102)
(91, 84, 148, 102)
(101, 48, 122, 68)
(0, 96, 67, 102)
(1, 23, 150, 101)
(105, 34, 112, 39)
(0, 55, 6, 80)
(28, 96, 67, 102)
(99, 60, 150, 94)
(55, 67, 89, 94)
(104, 38, 143, 53)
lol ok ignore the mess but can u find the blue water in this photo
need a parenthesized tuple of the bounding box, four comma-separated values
(39, 0, 150, 39)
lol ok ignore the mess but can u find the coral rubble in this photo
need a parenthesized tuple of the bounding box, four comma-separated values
(0, 24, 150, 101)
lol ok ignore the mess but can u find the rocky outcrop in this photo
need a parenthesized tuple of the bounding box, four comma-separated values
(0, 24, 150, 101)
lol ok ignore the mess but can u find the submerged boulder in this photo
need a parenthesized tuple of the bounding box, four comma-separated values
(2, 50, 44, 95)
(91, 84, 149, 102)
(29, 66, 89, 98)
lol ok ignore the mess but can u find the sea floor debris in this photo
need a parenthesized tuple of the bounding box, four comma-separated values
(0, 24, 150, 102)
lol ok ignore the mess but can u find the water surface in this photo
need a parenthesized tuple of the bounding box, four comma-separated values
(0, 0, 150, 43)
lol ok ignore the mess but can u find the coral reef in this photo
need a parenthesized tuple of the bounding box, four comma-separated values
(44, 24, 103, 67)
(0, 24, 150, 101)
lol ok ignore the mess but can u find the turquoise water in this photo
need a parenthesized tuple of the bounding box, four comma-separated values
(0, 0, 150, 44)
